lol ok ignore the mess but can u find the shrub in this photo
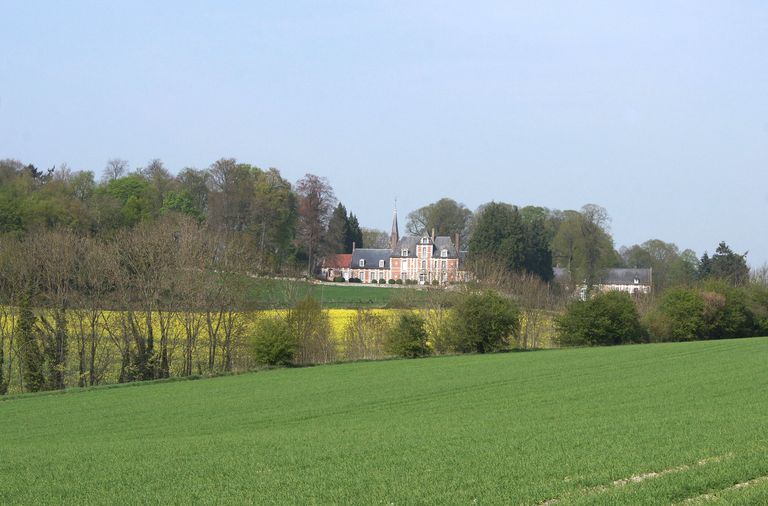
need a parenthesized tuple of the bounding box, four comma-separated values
(405, 279, 418, 285)
(251, 318, 296, 366)
(288, 296, 336, 365)
(388, 279, 396, 285)
(378, 278, 387, 284)
(395, 279, 403, 285)
(648, 282, 759, 342)
(649, 287, 705, 341)
(342, 309, 392, 361)
(385, 313, 430, 358)
(452, 290, 521, 353)
(557, 291, 647, 346)
(431, 279, 439, 286)
(332, 276, 346, 283)
(348, 277, 362, 283)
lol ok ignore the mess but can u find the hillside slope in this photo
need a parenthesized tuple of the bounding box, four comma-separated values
(2, 338, 768, 504)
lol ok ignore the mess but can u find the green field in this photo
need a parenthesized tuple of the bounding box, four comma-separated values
(2, 338, 767, 504)
(244, 277, 431, 308)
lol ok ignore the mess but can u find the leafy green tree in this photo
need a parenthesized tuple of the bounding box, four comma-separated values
(552, 205, 619, 290)
(468, 202, 552, 280)
(522, 211, 554, 281)
(386, 312, 430, 358)
(650, 287, 705, 341)
(468, 202, 525, 270)
(100, 174, 157, 227)
(556, 291, 647, 346)
(251, 317, 297, 366)
(620, 239, 696, 292)
(648, 282, 758, 342)
(452, 290, 521, 353)
(406, 198, 472, 242)
(251, 168, 297, 270)
(163, 190, 204, 221)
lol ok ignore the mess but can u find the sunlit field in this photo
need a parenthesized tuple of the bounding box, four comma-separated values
(2, 337, 767, 504)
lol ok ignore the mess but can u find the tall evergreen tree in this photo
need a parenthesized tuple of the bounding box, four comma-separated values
(17, 293, 46, 392)
(707, 242, 749, 285)
(346, 213, 363, 251)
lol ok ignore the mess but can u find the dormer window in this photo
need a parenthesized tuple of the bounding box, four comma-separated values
(441, 249, 447, 258)
(401, 248, 409, 256)
(633, 277, 639, 284)
(421, 237, 429, 244)
(359, 259, 365, 267)
(378, 259, 385, 268)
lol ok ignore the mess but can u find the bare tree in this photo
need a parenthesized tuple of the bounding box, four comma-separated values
(341, 309, 391, 361)
(103, 158, 129, 181)
(295, 174, 336, 276)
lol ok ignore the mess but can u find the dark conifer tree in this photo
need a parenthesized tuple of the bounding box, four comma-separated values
(17, 293, 46, 392)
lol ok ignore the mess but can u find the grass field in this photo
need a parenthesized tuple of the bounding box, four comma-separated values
(243, 277, 431, 308)
(2, 338, 767, 504)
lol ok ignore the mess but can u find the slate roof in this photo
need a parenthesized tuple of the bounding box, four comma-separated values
(391, 235, 458, 258)
(552, 267, 652, 286)
(600, 268, 652, 286)
(351, 249, 391, 269)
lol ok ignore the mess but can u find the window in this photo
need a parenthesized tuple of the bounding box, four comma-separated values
(421, 260, 426, 269)
(441, 249, 447, 258)
(402, 260, 408, 270)
(633, 277, 639, 284)
(442, 260, 447, 270)
(401, 272, 407, 280)
(401, 248, 409, 256)
(371, 271, 378, 281)
(359, 259, 365, 267)
(379, 259, 385, 268)
(421, 237, 429, 244)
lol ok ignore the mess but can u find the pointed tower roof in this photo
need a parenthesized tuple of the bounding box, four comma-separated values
(389, 203, 399, 251)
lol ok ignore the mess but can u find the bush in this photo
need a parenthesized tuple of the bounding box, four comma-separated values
(647, 282, 759, 342)
(431, 279, 439, 286)
(395, 279, 403, 285)
(251, 318, 296, 366)
(649, 287, 705, 341)
(348, 277, 362, 283)
(288, 296, 336, 365)
(451, 290, 521, 353)
(388, 279, 396, 285)
(342, 309, 392, 361)
(385, 313, 430, 358)
(378, 278, 387, 284)
(557, 291, 647, 346)
(405, 279, 418, 285)
(332, 276, 346, 283)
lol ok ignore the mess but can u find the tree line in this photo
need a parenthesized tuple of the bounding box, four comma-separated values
(0, 158, 361, 276)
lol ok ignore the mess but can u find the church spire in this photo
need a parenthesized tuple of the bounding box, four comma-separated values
(389, 200, 399, 251)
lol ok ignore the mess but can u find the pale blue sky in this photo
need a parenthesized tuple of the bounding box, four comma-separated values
(1, 1, 766, 265)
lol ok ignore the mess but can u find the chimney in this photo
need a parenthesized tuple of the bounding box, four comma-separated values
(352, 241, 356, 253)
(455, 233, 460, 254)
(431, 228, 435, 242)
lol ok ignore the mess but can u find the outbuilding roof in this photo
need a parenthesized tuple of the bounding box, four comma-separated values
(351, 249, 391, 269)
(600, 268, 652, 286)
